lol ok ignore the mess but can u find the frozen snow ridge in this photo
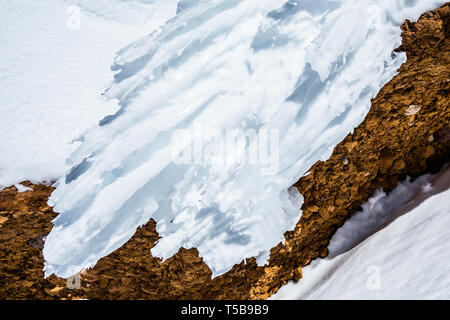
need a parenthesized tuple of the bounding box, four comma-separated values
(43, 0, 446, 278)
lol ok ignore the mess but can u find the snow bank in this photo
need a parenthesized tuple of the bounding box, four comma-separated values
(0, 0, 177, 188)
(273, 166, 450, 299)
(43, 0, 446, 278)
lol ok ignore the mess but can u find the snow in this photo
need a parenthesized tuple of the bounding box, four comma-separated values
(273, 165, 450, 299)
(0, 0, 178, 188)
(14, 183, 33, 193)
(41, 0, 447, 278)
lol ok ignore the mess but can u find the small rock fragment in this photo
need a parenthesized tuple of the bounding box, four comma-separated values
(433, 127, 450, 142)
(0, 216, 8, 227)
(27, 233, 48, 249)
(293, 267, 302, 282)
(46, 286, 64, 296)
(404, 104, 422, 116)
(340, 154, 348, 164)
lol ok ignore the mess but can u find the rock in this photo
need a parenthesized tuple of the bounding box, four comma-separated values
(404, 104, 422, 116)
(45, 286, 64, 296)
(0, 216, 8, 227)
(293, 267, 302, 283)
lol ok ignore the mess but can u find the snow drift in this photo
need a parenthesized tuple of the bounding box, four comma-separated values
(273, 166, 450, 299)
(43, 0, 447, 278)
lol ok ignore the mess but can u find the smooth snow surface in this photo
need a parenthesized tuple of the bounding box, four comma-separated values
(273, 166, 450, 299)
(43, 0, 446, 278)
(0, 0, 177, 188)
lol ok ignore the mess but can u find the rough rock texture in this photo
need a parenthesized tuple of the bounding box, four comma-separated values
(0, 183, 83, 299)
(0, 3, 449, 300)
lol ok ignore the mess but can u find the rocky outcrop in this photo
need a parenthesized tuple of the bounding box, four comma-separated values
(0, 183, 73, 299)
(0, 3, 449, 300)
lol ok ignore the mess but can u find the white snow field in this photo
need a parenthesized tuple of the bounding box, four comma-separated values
(0, 0, 178, 188)
(273, 166, 450, 299)
(41, 0, 447, 278)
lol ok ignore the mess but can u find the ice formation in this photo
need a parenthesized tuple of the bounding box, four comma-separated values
(43, 0, 446, 278)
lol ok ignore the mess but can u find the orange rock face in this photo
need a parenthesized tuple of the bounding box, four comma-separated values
(0, 4, 449, 300)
